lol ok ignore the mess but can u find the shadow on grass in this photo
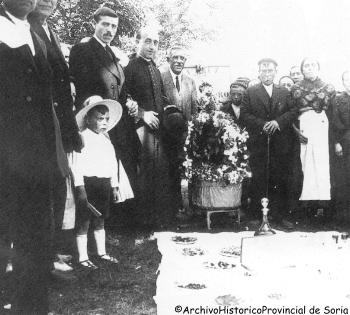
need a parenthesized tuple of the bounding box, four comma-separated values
(49, 230, 160, 315)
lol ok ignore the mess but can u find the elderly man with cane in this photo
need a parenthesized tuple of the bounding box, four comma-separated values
(241, 58, 298, 229)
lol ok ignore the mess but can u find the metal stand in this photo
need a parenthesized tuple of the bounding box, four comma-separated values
(255, 198, 275, 236)
(254, 134, 275, 236)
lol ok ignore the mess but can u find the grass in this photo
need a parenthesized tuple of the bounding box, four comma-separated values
(49, 229, 160, 315)
(47, 209, 350, 314)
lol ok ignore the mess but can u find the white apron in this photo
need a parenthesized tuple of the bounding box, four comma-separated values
(299, 110, 330, 200)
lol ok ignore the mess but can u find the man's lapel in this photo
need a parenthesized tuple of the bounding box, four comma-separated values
(166, 69, 182, 103)
(271, 84, 281, 113)
(256, 83, 271, 113)
(48, 27, 66, 65)
(90, 37, 120, 80)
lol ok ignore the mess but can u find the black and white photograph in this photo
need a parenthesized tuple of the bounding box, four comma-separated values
(1, 0, 350, 314)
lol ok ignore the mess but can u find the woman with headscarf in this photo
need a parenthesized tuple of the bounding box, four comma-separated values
(290, 58, 336, 221)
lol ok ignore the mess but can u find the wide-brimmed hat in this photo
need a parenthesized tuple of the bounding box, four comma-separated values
(162, 105, 187, 141)
(76, 95, 122, 131)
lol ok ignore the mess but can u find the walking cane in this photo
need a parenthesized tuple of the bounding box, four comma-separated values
(255, 134, 275, 236)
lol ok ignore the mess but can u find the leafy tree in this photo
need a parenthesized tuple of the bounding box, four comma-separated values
(146, 0, 218, 51)
(49, 0, 145, 45)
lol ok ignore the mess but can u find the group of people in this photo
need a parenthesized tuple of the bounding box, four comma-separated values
(0, 1, 198, 313)
(221, 59, 350, 231)
(1, 0, 350, 314)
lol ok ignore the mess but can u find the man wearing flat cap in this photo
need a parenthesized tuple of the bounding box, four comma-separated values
(241, 58, 297, 229)
(70, 6, 140, 195)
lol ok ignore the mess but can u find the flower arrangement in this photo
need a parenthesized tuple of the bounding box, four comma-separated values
(183, 109, 251, 185)
(291, 83, 335, 113)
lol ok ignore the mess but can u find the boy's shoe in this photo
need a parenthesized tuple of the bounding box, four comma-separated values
(77, 260, 98, 270)
(97, 254, 119, 264)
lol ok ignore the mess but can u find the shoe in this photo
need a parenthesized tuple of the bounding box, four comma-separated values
(77, 260, 98, 270)
(56, 254, 73, 263)
(54, 261, 73, 272)
(97, 254, 119, 264)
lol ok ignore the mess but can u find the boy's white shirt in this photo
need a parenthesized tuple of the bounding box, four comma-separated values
(72, 129, 119, 187)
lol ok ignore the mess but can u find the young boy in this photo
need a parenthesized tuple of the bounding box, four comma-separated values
(73, 96, 129, 270)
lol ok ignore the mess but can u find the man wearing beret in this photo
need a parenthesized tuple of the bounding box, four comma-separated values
(0, 0, 68, 312)
(160, 45, 197, 218)
(221, 77, 250, 128)
(241, 58, 297, 229)
(69, 7, 140, 197)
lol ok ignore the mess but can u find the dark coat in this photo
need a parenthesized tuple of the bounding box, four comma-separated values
(0, 7, 57, 313)
(124, 56, 174, 226)
(69, 36, 126, 109)
(241, 83, 297, 216)
(28, 17, 82, 153)
(221, 102, 245, 129)
(69, 37, 139, 190)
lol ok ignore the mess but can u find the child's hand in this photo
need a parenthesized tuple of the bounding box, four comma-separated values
(112, 187, 119, 204)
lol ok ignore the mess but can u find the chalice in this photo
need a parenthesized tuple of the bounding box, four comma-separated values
(254, 198, 276, 236)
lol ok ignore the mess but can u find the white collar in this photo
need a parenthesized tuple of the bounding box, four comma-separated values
(42, 21, 51, 40)
(262, 83, 273, 97)
(93, 35, 108, 48)
(138, 54, 152, 63)
(5, 10, 30, 28)
(231, 103, 240, 117)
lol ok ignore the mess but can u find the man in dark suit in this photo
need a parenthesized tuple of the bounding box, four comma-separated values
(160, 45, 197, 217)
(0, 0, 68, 312)
(69, 7, 139, 194)
(241, 58, 297, 228)
(28, 0, 82, 275)
(124, 27, 174, 229)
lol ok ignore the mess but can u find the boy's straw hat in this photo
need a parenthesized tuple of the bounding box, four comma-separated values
(76, 95, 122, 131)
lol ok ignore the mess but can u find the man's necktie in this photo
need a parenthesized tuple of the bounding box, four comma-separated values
(105, 45, 115, 62)
(176, 75, 180, 93)
(148, 62, 163, 113)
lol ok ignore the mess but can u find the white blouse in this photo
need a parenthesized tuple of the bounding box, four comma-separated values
(72, 129, 119, 188)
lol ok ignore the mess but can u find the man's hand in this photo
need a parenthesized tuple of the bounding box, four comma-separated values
(335, 143, 343, 157)
(263, 120, 279, 135)
(70, 82, 76, 103)
(293, 123, 308, 144)
(76, 185, 88, 208)
(143, 111, 159, 130)
(126, 98, 138, 117)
